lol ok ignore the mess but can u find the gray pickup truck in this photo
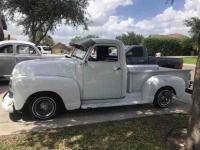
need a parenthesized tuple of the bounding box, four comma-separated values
(126, 45, 183, 69)
(0, 40, 62, 78)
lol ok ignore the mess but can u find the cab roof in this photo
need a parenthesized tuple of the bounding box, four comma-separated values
(70, 38, 123, 49)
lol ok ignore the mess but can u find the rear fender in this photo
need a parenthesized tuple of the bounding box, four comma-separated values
(142, 75, 186, 102)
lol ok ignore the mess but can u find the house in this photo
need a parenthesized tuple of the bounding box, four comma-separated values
(52, 42, 73, 54)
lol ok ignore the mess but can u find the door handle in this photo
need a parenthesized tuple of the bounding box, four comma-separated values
(113, 66, 121, 71)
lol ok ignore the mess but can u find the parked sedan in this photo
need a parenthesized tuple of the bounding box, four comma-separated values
(0, 40, 62, 78)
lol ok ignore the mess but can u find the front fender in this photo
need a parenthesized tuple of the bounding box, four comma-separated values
(142, 75, 186, 102)
(12, 76, 81, 111)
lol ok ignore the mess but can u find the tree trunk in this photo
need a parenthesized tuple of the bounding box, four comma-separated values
(31, 31, 36, 44)
(187, 51, 200, 150)
(0, 28, 4, 41)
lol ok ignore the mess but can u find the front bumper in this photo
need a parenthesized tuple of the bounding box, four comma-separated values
(2, 92, 15, 113)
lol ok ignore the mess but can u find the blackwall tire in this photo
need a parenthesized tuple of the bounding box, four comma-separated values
(28, 95, 58, 120)
(154, 87, 174, 108)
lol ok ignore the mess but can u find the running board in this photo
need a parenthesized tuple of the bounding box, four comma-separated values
(81, 93, 149, 109)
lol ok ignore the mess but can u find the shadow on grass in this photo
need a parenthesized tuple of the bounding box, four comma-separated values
(1, 114, 189, 150)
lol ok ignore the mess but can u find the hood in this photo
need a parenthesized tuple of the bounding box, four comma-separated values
(12, 58, 77, 78)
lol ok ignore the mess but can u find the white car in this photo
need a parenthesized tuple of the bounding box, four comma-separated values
(37, 46, 52, 54)
(0, 40, 63, 78)
(2, 39, 191, 120)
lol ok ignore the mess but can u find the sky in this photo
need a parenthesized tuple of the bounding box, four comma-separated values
(4, 0, 200, 44)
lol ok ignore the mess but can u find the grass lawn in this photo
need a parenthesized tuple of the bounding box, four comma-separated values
(0, 114, 189, 150)
(183, 56, 198, 65)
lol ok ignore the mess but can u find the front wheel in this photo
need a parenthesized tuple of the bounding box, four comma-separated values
(154, 87, 174, 108)
(28, 94, 58, 120)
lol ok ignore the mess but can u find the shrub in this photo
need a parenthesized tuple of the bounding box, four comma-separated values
(142, 37, 195, 56)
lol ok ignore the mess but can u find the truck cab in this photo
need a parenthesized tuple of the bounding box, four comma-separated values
(2, 39, 191, 120)
(70, 39, 127, 100)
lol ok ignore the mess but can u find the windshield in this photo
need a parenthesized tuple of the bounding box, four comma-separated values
(71, 47, 88, 60)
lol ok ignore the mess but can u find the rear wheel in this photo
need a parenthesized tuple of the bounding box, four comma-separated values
(154, 87, 174, 108)
(28, 94, 58, 120)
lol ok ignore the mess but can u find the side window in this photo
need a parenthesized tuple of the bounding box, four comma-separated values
(89, 46, 118, 62)
(0, 45, 13, 54)
(127, 47, 144, 57)
(17, 45, 36, 55)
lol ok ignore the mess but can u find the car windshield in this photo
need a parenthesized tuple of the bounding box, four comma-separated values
(71, 47, 88, 60)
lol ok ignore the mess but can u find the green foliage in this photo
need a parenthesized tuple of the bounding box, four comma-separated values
(116, 32, 144, 45)
(71, 35, 99, 42)
(30, 30, 55, 46)
(180, 38, 194, 55)
(185, 17, 200, 51)
(143, 37, 194, 56)
(40, 35, 55, 46)
(4, 0, 89, 45)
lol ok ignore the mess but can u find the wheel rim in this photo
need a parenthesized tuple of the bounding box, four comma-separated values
(157, 90, 173, 107)
(32, 97, 56, 119)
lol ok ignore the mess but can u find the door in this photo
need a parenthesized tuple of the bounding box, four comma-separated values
(83, 45, 122, 100)
(15, 44, 41, 64)
(0, 44, 15, 77)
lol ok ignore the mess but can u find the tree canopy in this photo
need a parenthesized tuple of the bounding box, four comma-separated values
(185, 17, 200, 51)
(116, 32, 144, 45)
(3, 0, 89, 45)
(71, 35, 99, 43)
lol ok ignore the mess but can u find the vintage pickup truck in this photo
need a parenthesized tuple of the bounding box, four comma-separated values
(2, 39, 191, 120)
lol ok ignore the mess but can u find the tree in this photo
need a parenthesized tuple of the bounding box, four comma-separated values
(180, 38, 194, 56)
(40, 35, 55, 46)
(116, 32, 144, 45)
(185, 17, 200, 150)
(185, 17, 200, 52)
(0, 1, 7, 41)
(71, 35, 99, 42)
(3, 0, 88, 45)
(29, 30, 55, 46)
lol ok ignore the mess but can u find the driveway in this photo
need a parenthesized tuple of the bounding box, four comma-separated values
(0, 82, 192, 136)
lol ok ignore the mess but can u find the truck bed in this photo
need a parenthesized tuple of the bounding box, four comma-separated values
(127, 65, 191, 93)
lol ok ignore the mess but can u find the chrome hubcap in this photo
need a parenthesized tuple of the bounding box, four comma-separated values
(32, 97, 56, 119)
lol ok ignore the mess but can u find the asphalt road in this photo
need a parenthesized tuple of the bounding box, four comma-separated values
(0, 81, 192, 136)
